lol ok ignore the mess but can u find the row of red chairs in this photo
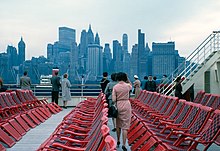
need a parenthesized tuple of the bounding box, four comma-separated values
(128, 90, 220, 150)
(37, 93, 117, 151)
(0, 89, 62, 150)
(193, 90, 220, 109)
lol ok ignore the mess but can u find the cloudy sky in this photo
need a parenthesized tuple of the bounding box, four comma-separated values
(0, 0, 220, 59)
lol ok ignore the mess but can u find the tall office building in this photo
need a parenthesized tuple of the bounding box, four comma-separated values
(103, 43, 112, 73)
(95, 33, 100, 45)
(7, 45, 18, 67)
(79, 30, 87, 57)
(122, 34, 128, 54)
(122, 34, 130, 74)
(18, 37, 25, 65)
(138, 29, 148, 79)
(152, 42, 178, 78)
(112, 40, 122, 72)
(59, 27, 76, 47)
(69, 42, 78, 81)
(130, 44, 138, 79)
(87, 24, 94, 44)
(87, 44, 103, 79)
(47, 44, 53, 62)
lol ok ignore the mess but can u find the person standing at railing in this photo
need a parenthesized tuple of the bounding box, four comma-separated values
(20, 71, 31, 90)
(100, 72, 110, 92)
(51, 71, 61, 105)
(141, 76, 148, 90)
(144, 75, 156, 92)
(61, 73, 71, 109)
(133, 75, 141, 98)
(105, 73, 117, 132)
(112, 72, 132, 151)
(174, 76, 183, 99)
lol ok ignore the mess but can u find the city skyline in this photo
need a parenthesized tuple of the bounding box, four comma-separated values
(0, 0, 220, 59)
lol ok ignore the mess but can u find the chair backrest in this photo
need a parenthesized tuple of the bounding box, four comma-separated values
(181, 103, 201, 128)
(143, 91, 154, 104)
(0, 93, 8, 108)
(169, 99, 186, 121)
(210, 95, 220, 110)
(16, 90, 27, 103)
(140, 90, 150, 103)
(174, 102, 193, 124)
(199, 109, 220, 148)
(200, 93, 211, 105)
(153, 95, 167, 111)
(1, 93, 12, 107)
(5, 93, 16, 106)
(136, 90, 144, 100)
(10, 91, 22, 105)
(188, 105, 213, 134)
(193, 90, 205, 103)
(160, 96, 178, 115)
(205, 94, 218, 109)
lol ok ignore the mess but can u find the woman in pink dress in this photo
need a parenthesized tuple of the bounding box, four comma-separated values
(112, 72, 132, 151)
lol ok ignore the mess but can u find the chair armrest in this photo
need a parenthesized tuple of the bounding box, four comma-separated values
(52, 142, 86, 151)
(60, 136, 89, 143)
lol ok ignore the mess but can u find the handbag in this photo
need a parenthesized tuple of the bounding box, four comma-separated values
(109, 102, 118, 118)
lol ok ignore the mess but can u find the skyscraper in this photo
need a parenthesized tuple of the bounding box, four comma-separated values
(87, 24, 94, 44)
(79, 29, 87, 57)
(18, 37, 25, 65)
(103, 43, 112, 73)
(87, 44, 103, 79)
(95, 33, 100, 45)
(122, 34, 128, 54)
(122, 34, 130, 74)
(59, 27, 76, 47)
(152, 42, 178, 78)
(7, 45, 18, 67)
(113, 40, 122, 72)
(138, 29, 148, 79)
(47, 44, 53, 63)
(130, 44, 138, 79)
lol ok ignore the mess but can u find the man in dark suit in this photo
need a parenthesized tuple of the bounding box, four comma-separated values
(145, 75, 157, 92)
(51, 71, 61, 104)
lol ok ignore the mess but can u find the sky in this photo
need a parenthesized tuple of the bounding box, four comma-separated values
(0, 0, 220, 59)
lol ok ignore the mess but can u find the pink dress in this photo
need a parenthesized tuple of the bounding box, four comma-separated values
(112, 81, 132, 130)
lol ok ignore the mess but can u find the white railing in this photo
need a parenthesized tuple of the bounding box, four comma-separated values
(159, 31, 220, 95)
(4, 84, 101, 97)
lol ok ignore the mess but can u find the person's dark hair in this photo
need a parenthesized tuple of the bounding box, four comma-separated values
(116, 72, 127, 82)
(103, 72, 108, 77)
(55, 71, 59, 76)
(24, 71, 27, 76)
(144, 76, 148, 80)
(63, 73, 68, 78)
(111, 73, 117, 81)
(163, 75, 167, 77)
(153, 76, 157, 80)
(175, 76, 181, 82)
